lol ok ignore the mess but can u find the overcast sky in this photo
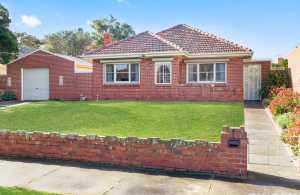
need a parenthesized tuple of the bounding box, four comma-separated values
(2, 0, 300, 61)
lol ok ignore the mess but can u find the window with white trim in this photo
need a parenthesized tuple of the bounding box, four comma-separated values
(155, 62, 172, 84)
(105, 63, 140, 84)
(187, 63, 226, 83)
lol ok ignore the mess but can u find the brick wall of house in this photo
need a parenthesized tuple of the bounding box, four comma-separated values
(6, 50, 271, 101)
(0, 75, 6, 91)
(6, 50, 92, 100)
(92, 57, 245, 101)
(0, 126, 248, 177)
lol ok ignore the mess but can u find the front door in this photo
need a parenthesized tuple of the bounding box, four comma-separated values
(244, 64, 261, 100)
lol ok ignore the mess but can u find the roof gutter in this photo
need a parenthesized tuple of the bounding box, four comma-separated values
(80, 51, 187, 60)
(81, 51, 253, 60)
(186, 52, 253, 59)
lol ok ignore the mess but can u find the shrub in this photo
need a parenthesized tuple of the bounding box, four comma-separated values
(281, 129, 289, 143)
(0, 91, 17, 101)
(269, 88, 300, 116)
(283, 120, 300, 156)
(276, 113, 289, 129)
(262, 98, 271, 107)
(260, 70, 291, 98)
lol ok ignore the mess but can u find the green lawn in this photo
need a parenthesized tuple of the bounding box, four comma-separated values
(0, 101, 244, 141)
(0, 186, 58, 195)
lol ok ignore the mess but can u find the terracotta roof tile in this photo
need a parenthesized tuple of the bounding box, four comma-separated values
(85, 31, 180, 55)
(156, 24, 251, 54)
(84, 24, 252, 56)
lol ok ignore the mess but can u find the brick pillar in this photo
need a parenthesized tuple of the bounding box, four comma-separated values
(92, 59, 101, 100)
(221, 126, 248, 177)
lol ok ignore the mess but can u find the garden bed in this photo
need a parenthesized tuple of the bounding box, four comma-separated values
(264, 87, 300, 157)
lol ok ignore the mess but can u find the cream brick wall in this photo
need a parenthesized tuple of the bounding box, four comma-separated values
(0, 64, 6, 75)
(287, 46, 300, 93)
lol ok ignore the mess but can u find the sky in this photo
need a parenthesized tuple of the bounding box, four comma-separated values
(1, 0, 300, 61)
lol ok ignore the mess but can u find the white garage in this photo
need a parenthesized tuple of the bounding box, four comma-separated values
(22, 68, 49, 100)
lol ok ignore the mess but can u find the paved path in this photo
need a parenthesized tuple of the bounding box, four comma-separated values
(245, 101, 294, 167)
(0, 102, 299, 194)
(0, 101, 28, 109)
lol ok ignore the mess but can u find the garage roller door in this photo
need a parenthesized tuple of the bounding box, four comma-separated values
(22, 68, 49, 100)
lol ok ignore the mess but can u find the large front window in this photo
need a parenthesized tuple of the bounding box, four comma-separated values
(187, 63, 226, 83)
(155, 62, 172, 84)
(105, 63, 139, 84)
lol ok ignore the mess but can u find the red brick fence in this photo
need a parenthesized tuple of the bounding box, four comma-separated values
(0, 126, 248, 177)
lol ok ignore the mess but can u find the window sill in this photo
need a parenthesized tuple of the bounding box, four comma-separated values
(103, 83, 140, 86)
(185, 82, 227, 86)
(155, 83, 172, 87)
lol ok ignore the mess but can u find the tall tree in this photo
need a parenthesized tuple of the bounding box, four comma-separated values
(44, 28, 92, 56)
(91, 16, 135, 46)
(0, 4, 18, 64)
(15, 32, 42, 49)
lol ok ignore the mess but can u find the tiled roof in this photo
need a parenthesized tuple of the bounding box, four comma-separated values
(157, 24, 251, 54)
(84, 24, 252, 56)
(84, 31, 180, 55)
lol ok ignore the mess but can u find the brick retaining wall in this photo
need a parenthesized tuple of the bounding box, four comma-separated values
(0, 126, 248, 177)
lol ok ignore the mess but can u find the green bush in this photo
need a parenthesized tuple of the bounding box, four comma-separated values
(262, 98, 271, 107)
(260, 70, 291, 98)
(281, 129, 289, 143)
(1, 91, 16, 101)
(276, 113, 289, 129)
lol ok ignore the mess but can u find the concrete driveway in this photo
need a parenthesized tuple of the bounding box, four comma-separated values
(0, 101, 28, 109)
(0, 102, 300, 194)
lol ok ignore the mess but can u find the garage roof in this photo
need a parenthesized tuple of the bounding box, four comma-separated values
(7, 49, 92, 67)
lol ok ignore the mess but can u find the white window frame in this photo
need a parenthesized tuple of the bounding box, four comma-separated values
(186, 63, 227, 84)
(58, 75, 64, 86)
(154, 62, 172, 85)
(103, 63, 140, 84)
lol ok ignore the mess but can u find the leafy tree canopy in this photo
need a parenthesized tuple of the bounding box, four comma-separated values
(15, 32, 42, 49)
(0, 4, 18, 64)
(91, 15, 135, 46)
(0, 4, 10, 27)
(44, 28, 92, 56)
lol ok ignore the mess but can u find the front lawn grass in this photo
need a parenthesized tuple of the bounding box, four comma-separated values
(0, 186, 58, 195)
(0, 101, 244, 141)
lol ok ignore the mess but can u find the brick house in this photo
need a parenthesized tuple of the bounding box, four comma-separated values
(5, 24, 271, 101)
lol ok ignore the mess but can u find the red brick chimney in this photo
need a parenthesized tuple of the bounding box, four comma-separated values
(103, 32, 113, 47)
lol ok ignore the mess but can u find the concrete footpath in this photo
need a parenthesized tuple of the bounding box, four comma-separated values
(0, 102, 300, 194)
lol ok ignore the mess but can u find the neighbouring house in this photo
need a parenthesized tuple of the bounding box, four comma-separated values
(287, 45, 300, 93)
(6, 50, 93, 100)
(0, 64, 6, 75)
(5, 24, 271, 101)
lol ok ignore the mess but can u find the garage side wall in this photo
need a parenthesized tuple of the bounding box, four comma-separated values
(0, 75, 6, 92)
(6, 50, 92, 100)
